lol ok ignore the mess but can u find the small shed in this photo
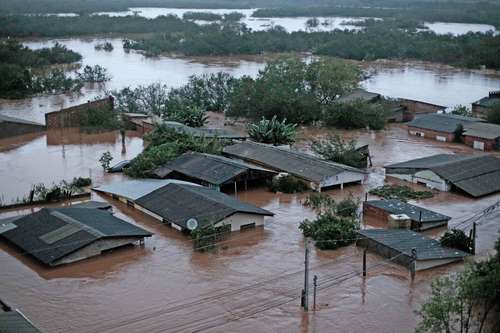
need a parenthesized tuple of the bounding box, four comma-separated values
(223, 141, 365, 191)
(357, 229, 469, 271)
(463, 122, 500, 151)
(0, 207, 152, 266)
(363, 200, 451, 231)
(0, 115, 45, 139)
(407, 113, 481, 143)
(151, 152, 277, 191)
(472, 91, 500, 118)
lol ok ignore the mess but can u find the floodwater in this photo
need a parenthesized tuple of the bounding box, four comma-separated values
(2, 37, 500, 125)
(1, 120, 499, 333)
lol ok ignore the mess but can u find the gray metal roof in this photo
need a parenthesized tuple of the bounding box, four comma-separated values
(472, 95, 500, 108)
(463, 122, 500, 139)
(70, 201, 112, 210)
(135, 183, 273, 229)
(162, 121, 247, 139)
(0, 114, 45, 127)
(0, 208, 152, 266)
(407, 113, 481, 133)
(358, 229, 468, 261)
(223, 141, 364, 184)
(365, 200, 451, 223)
(0, 311, 42, 333)
(337, 89, 380, 103)
(93, 179, 195, 201)
(151, 152, 276, 185)
(385, 154, 474, 171)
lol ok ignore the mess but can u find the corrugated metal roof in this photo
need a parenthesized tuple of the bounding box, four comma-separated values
(0, 208, 152, 266)
(407, 113, 480, 133)
(358, 229, 468, 260)
(135, 183, 273, 229)
(163, 121, 247, 139)
(365, 200, 450, 223)
(463, 122, 500, 139)
(337, 89, 380, 103)
(473, 95, 500, 108)
(385, 154, 473, 170)
(70, 201, 112, 210)
(0, 115, 45, 127)
(151, 152, 276, 185)
(0, 311, 42, 333)
(93, 179, 195, 201)
(223, 141, 364, 184)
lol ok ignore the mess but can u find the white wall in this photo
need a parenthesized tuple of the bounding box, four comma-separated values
(387, 170, 450, 191)
(216, 213, 265, 232)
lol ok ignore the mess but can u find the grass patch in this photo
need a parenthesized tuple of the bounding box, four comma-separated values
(369, 185, 434, 202)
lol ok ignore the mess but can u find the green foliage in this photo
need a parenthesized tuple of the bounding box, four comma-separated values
(31, 177, 89, 202)
(77, 65, 111, 82)
(311, 135, 367, 168)
(80, 107, 122, 131)
(268, 175, 309, 194)
(323, 100, 388, 130)
(223, 12, 245, 22)
(183, 11, 222, 21)
(305, 17, 320, 28)
(247, 116, 297, 146)
(486, 102, 500, 125)
(191, 223, 231, 252)
(369, 185, 434, 202)
(125, 124, 226, 177)
(165, 102, 207, 127)
(453, 124, 465, 143)
(440, 229, 473, 253)
(32, 69, 83, 95)
(94, 42, 114, 51)
(71, 177, 92, 187)
(451, 105, 472, 117)
(303, 193, 359, 218)
(99, 151, 113, 171)
(0, 40, 81, 67)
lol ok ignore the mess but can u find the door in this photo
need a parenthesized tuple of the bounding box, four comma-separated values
(473, 141, 485, 151)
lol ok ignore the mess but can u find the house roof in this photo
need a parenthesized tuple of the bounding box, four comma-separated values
(407, 113, 481, 133)
(70, 201, 112, 210)
(365, 200, 451, 223)
(162, 121, 247, 139)
(463, 122, 500, 140)
(93, 179, 194, 201)
(0, 208, 152, 266)
(0, 311, 42, 333)
(358, 229, 469, 261)
(151, 152, 276, 185)
(386, 154, 500, 197)
(135, 183, 273, 229)
(0, 114, 44, 127)
(223, 141, 364, 184)
(337, 89, 380, 103)
(473, 94, 500, 108)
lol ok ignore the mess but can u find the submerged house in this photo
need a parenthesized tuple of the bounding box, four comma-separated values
(0, 300, 42, 333)
(385, 154, 500, 197)
(223, 141, 365, 191)
(93, 180, 273, 232)
(472, 91, 500, 118)
(407, 113, 481, 143)
(0, 207, 152, 266)
(462, 121, 500, 151)
(151, 152, 277, 192)
(140, 120, 248, 140)
(357, 229, 469, 271)
(363, 199, 451, 231)
(0, 115, 45, 139)
(337, 89, 381, 103)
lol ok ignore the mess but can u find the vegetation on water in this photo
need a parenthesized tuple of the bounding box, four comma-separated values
(451, 105, 473, 117)
(80, 107, 122, 132)
(417, 233, 500, 333)
(124, 124, 227, 178)
(440, 229, 473, 253)
(311, 135, 367, 168)
(453, 124, 465, 143)
(99, 151, 114, 171)
(77, 65, 111, 82)
(300, 194, 360, 250)
(268, 175, 309, 194)
(247, 116, 297, 146)
(369, 185, 434, 202)
(183, 11, 222, 21)
(94, 42, 114, 51)
(191, 223, 231, 252)
(323, 100, 388, 130)
(486, 103, 500, 125)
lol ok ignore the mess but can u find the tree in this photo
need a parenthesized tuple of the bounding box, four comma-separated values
(323, 100, 388, 130)
(486, 102, 500, 125)
(451, 105, 472, 117)
(99, 151, 113, 171)
(247, 116, 297, 146)
(454, 124, 465, 143)
(311, 135, 367, 168)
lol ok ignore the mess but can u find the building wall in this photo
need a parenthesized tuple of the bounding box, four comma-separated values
(0, 122, 45, 139)
(216, 213, 265, 232)
(472, 104, 490, 119)
(408, 126, 455, 142)
(463, 135, 498, 151)
(45, 97, 114, 128)
(52, 237, 143, 266)
(387, 170, 450, 191)
(400, 99, 446, 116)
(363, 203, 390, 223)
(320, 171, 365, 190)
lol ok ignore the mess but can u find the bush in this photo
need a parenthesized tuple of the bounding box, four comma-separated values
(311, 135, 367, 168)
(268, 175, 309, 193)
(94, 42, 113, 51)
(32, 69, 83, 95)
(163, 96, 207, 127)
(183, 12, 222, 21)
(303, 193, 359, 218)
(71, 177, 92, 188)
(77, 65, 111, 82)
(99, 151, 113, 171)
(248, 116, 297, 146)
(450, 105, 472, 117)
(80, 107, 122, 131)
(486, 102, 500, 125)
(191, 224, 231, 252)
(440, 229, 472, 253)
(323, 100, 388, 130)
(299, 213, 359, 250)
(369, 185, 434, 202)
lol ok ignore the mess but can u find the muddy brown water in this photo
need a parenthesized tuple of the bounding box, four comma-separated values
(1, 118, 499, 333)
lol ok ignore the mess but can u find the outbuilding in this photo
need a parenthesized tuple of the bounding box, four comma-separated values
(223, 141, 365, 191)
(385, 154, 500, 197)
(363, 199, 451, 231)
(472, 91, 500, 118)
(0, 207, 152, 266)
(407, 113, 481, 143)
(151, 152, 277, 192)
(462, 121, 500, 151)
(0, 115, 45, 139)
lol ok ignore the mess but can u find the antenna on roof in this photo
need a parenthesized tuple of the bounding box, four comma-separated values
(186, 218, 199, 231)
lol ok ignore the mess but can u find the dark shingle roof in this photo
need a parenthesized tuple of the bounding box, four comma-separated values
(365, 200, 450, 223)
(358, 229, 468, 261)
(337, 89, 381, 103)
(0, 311, 42, 333)
(407, 113, 481, 133)
(223, 141, 364, 184)
(135, 183, 273, 229)
(151, 152, 275, 185)
(0, 208, 152, 266)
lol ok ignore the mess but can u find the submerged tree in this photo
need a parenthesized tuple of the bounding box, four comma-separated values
(247, 116, 297, 146)
(311, 135, 367, 168)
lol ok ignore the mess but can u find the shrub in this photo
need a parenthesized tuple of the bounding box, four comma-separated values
(77, 65, 111, 82)
(268, 175, 309, 193)
(32, 69, 83, 94)
(311, 135, 367, 168)
(71, 177, 92, 188)
(299, 213, 359, 250)
(80, 107, 122, 131)
(450, 105, 472, 117)
(323, 100, 388, 130)
(163, 95, 207, 127)
(369, 185, 434, 202)
(486, 102, 500, 125)
(99, 151, 113, 171)
(303, 193, 336, 213)
(440, 229, 472, 253)
(303, 193, 359, 218)
(94, 42, 113, 51)
(248, 116, 297, 146)
(191, 224, 231, 252)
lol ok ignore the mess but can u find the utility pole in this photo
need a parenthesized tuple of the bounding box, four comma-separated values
(303, 238, 310, 311)
(313, 275, 318, 311)
(363, 248, 367, 277)
(472, 222, 477, 255)
(410, 248, 417, 281)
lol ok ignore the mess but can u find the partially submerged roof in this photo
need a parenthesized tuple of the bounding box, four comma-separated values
(0, 208, 152, 266)
(0, 114, 44, 127)
(407, 113, 481, 133)
(358, 229, 468, 261)
(0, 310, 42, 333)
(108, 160, 131, 173)
(93, 179, 194, 201)
(463, 121, 500, 139)
(223, 141, 364, 184)
(473, 92, 500, 108)
(70, 201, 112, 210)
(135, 183, 273, 229)
(337, 89, 381, 103)
(365, 200, 450, 223)
(385, 154, 474, 171)
(163, 121, 247, 139)
(151, 152, 276, 185)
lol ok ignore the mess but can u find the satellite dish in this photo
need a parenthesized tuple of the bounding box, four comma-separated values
(186, 218, 199, 231)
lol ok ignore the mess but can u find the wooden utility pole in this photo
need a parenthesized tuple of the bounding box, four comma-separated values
(363, 248, 367, 277)
(410, 248, 417, 281)
(303, 238, 310, 311)
(472, 222, 477, 255)
(313, 275, 318, 311)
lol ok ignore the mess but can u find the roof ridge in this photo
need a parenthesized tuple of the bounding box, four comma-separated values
(48, 208, 106, 238)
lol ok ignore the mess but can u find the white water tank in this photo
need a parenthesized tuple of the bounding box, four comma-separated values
(388, 214, 412, 229)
